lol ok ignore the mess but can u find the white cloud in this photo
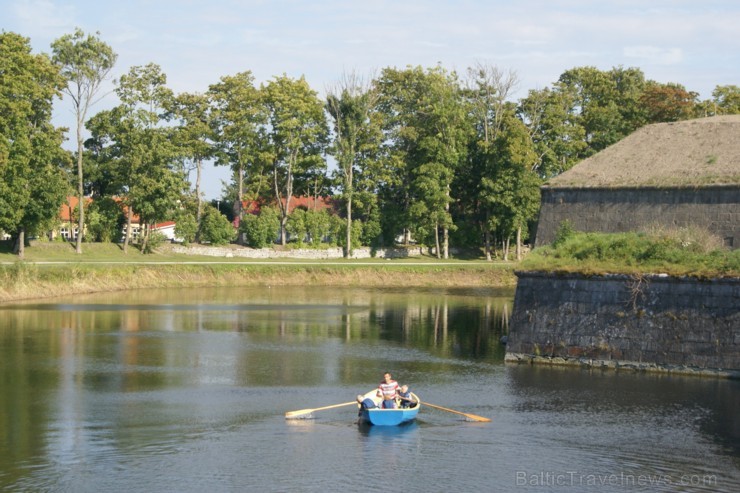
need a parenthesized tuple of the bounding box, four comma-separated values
(623, 46, 684, 65)
(10, 0, 77, 37)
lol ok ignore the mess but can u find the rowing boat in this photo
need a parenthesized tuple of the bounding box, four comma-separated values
(357, 389, 420, 426)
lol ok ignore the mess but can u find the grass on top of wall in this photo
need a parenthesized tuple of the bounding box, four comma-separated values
(522, 224, 740, 278)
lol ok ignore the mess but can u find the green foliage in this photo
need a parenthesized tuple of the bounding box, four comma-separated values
(143, 231, 167, 253)
(239, 207, 280, 248)
(552, 220, 575, 248)
(0, 32, 68, 252)
(174, 210, 197, 245)
(87, 196, 124, 242)
(52, 28, 117, 247)
(286, 209, 308, 245)
(524, 229, 738, 277)
(262, 75, 329, 244)
(198, 205, 236, 245)
(286, 209, 334, 247)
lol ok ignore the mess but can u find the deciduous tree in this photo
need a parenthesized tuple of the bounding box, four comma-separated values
(0, 32, 69, 257)
(52, 28, 117, 253)
(262, 75, 328, 245)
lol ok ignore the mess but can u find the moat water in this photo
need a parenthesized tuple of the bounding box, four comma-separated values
(0, 286, 737, 492)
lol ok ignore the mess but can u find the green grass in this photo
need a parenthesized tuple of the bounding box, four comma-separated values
(0, 240, 517, 302)
(522, 227, 740, 278)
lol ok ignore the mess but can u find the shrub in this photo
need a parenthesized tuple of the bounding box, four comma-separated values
(199, 205, 236, 245)
(239, 207, 280, 248)
(552, 220, 575, 248)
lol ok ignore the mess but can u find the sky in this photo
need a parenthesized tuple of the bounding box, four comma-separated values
(4, 0, 739, 200)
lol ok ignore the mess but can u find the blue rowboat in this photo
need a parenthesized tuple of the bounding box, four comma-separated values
(357, 390, 420, 426)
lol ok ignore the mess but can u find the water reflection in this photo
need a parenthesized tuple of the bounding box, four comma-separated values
(1, 286, 738, 492)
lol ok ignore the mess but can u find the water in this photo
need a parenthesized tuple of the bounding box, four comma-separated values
(0, 286, 737, 492)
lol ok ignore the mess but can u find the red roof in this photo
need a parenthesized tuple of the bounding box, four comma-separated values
(59, 196, 93, 222)
(234, 196, 335, 228)
(241, 196, 335, 215)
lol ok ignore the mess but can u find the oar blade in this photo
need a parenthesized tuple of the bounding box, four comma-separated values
(284, 409, 313, 419)
(284, 401, 357, 419)
(422, 401, 491, 423)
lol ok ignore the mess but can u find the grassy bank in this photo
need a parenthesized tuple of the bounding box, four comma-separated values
(0, 242, 516, 303)
(521, 226, 740, 278)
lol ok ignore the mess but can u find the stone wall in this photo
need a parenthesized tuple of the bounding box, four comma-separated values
(170, 245, 425, 259)
(534, 186, 740, 249)
(505, 271, 740, 378)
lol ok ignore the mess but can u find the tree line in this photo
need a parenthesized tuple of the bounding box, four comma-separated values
(2, 30, 738, 258)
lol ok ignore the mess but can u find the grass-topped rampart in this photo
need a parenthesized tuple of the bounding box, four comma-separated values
(522, 223, 740, 278)
(0, 241, 516, 303)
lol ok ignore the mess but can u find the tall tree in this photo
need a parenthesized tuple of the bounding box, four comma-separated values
(375, 66, 469, 258)
(325, 70, 381, 257)
(114, 63, 185, 253)
(209, 72, 267, 227)
(518, 86, 586, 178)
(480, 111, 541, 260)
(262, 75, 328, 245)
(0, 32, 69, 257)
(464, 62, 519, 259)
(556, 66, 646, 155)
(51, 28, 117, 253)
(169, 91, 214, 241)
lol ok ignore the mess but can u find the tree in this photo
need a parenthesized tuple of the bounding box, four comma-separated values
(711, 85, 740, 115)
(325, 70, 382, 257)
(169, 91, 214, 241)
(114, 63, 186, 253)
(51, 28, 117, 253)
(555, 66, 646, 155)
(518, 86, 587, 178)
(209, 72, 267, 227)
(639, 82, 697, 123)
(375, 65, 469, 258)
(0, 32, 69, 257)
(463, 62, 519, 259)
(480, 111, 541, 260)
(262, 75, 328, 245)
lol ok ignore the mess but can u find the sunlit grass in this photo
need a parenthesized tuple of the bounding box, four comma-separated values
(0, 241, 517, 302)
(522, 226, 740, 278)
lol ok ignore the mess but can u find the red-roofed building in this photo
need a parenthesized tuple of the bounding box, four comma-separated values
(234, 196, 335, 228)
(55, 196, 93, 241)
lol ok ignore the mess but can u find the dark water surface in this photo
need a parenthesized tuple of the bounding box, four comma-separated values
(0, 286, 737, 492)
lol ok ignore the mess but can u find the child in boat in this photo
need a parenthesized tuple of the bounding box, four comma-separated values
(399, 385, 413, 408)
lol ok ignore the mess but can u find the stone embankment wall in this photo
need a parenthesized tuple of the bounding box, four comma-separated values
(534, 186, 740, 249)
(171, 245, 425, 259)
(505, 271, 740, 378)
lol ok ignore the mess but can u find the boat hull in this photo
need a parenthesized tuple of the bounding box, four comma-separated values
(358, 391, 420, 426)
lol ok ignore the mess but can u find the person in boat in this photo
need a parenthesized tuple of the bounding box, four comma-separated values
(377, 372, 400, 409)
(398, 385, 413, 408)
(356, 394, 376, 416)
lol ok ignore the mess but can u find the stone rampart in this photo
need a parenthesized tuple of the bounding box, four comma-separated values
(534, 186, 740, 249)
(505, 271, 740, 378)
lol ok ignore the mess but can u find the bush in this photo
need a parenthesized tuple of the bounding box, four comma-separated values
(143, 231, 167, 253)
(173, 210, 197, 245)
(199, 205, 236, 245)
(523, 228, 737, 278)
(239, 207, 280, 248)
(552, 220, 575, 248)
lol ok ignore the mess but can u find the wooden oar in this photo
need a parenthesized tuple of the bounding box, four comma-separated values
(422, 401, 491, 422)
(285, 401, 357, 419)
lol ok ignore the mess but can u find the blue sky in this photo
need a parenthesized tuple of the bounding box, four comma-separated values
(4, 0, 739, 199)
